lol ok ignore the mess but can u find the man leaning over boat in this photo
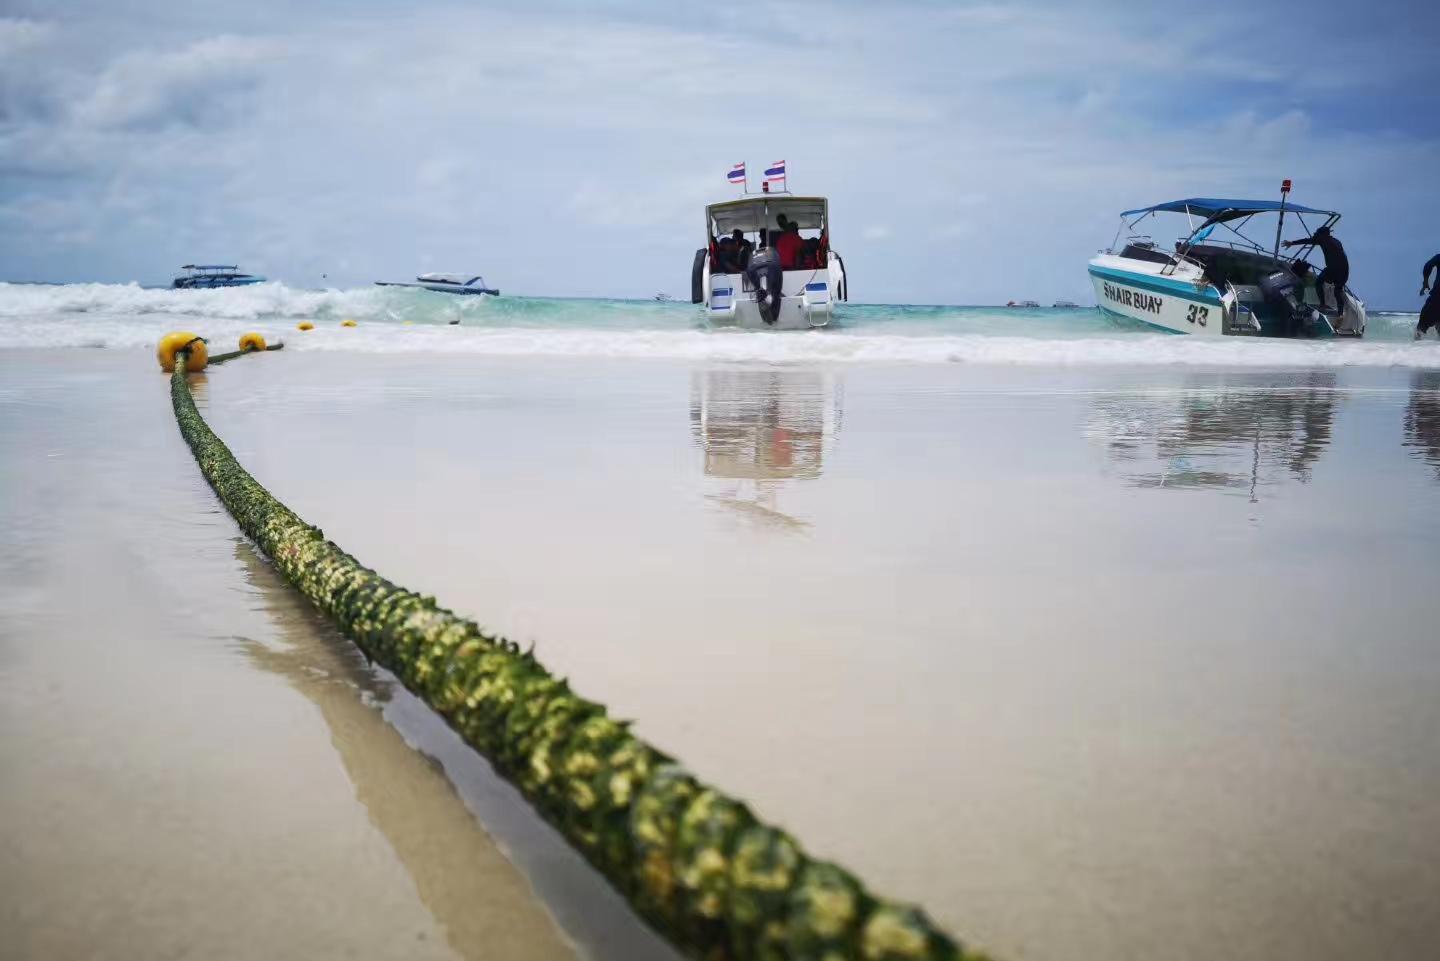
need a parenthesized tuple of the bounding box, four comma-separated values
(1281, 225, 1349, 316)
(1419, 252, 1440, 340)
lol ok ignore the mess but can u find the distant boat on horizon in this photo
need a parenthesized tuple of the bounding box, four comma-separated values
(172, 264, 265, 289)
(1006, 300, 1041, 308)
(375, 273, 500, 296)
(1053, 300, 1081, 308)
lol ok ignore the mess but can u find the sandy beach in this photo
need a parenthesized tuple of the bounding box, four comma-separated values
(0, 350, 673, 961)
(5, 344, 1437, 961)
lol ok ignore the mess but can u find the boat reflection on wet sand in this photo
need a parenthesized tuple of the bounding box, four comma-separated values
(1403, 370, 1440, 480)
(689, 367, 842, 529)
(1085, 371, 1337, 497)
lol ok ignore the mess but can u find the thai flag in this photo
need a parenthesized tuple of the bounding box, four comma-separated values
(727, 162, 746, 185)
(764, 160, 786, 183)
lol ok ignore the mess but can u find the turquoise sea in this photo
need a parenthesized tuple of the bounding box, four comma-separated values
(0, 281, 1431, 367)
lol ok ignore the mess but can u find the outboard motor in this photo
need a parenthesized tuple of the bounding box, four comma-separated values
(744, 248, 783, 325)
(1259, 269, 1331, 338)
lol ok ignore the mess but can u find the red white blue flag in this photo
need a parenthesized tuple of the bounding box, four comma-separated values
(764, 160, 786, 184)
(727, 162, 746, 185)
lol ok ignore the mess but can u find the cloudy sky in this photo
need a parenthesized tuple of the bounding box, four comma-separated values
(1, 0, 1436, 306)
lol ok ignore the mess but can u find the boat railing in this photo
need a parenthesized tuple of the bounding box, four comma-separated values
(1159, 248, 1207, 278)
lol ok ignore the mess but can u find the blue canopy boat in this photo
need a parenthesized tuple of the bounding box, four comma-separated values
(172, 265, 266, 289)
(1087, 191, 1366, 338)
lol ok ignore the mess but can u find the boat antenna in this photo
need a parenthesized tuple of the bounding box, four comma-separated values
(1272, 178, 1291, 260)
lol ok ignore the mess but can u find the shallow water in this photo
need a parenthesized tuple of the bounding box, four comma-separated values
(3, 339, 1439, 961)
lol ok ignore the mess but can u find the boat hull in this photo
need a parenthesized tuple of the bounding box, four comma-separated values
(173, 276, 265, 289)
(1088, 264, 1227, 336)
(703, 258, 842, 331)
(374, 282, 499, 296)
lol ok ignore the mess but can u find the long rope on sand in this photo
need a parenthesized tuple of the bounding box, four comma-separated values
(168, 350, 986, 961)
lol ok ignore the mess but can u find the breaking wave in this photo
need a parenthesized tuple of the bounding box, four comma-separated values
(1, 281, 1432, 368)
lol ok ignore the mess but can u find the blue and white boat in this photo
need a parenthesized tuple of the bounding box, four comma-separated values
(374, 273, 499, 296)
(1088, 196, 1365, 338)
(172, 265, 265, 289)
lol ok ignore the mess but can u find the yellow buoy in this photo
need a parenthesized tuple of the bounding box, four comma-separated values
(238, 332, 267, 353)
(297, 321, 314, 331)
(340, 319, 357, 328)
(156, 331, 209, 372)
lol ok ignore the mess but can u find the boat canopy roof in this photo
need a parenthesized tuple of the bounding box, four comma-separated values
(707, 196, 828, 233)
(1120, 198, 1337, 223)
(182, 264, 241, 271)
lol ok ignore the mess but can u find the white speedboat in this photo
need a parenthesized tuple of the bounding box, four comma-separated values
(375, 273, 499, 296)
(1088, 195, 1364, 337)
(691, 191, 847, 329)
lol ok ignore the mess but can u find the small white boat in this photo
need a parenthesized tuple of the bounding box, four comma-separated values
(375, 273, 499, 296)
(691, 191, 847, 329)
(1088, 194, 1365, 338)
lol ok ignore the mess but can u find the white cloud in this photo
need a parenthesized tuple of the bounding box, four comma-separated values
(74, 35, 280, 130)
(1, 0, 1436, 306)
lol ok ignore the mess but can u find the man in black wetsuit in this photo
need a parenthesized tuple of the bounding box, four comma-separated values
(1419, 253, 1440, 340)
(1282, 225, 1349, 315)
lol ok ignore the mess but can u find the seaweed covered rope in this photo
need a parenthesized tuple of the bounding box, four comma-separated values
(168, 355, 986, 961)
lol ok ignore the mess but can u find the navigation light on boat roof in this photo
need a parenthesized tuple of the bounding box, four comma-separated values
(1282, 179, 1292, 194)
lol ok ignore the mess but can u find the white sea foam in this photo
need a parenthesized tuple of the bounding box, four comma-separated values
(2, 281, 1434, 369)
(0, 281, 412, 321)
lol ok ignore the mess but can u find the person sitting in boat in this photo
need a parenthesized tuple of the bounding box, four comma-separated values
(715, 235, 744, 273)
(1282, 225, 1349, 315)
(1419, 252, 1440, 340)
(775, 219, 805, 269)
(730, 229, 754, 269)
(798, 236, 823, 269)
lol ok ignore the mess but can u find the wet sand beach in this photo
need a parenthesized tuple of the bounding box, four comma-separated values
(4, 347, 1440, 961)
(0, 351, 656, 961)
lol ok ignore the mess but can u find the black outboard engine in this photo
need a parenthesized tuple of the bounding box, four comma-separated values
(1259, 269, 1331, 338)
(744, 247, 783, 325)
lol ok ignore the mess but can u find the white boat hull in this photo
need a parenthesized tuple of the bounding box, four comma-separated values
(375, 281, 498, 296)
(703, 254, 844, 330)
(1088, 257, 1229, 336)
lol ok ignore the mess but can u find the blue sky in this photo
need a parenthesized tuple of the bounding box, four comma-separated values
(1, 0, 1436, 306)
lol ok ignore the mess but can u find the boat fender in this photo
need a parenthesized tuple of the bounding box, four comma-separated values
(238, 332, 267, 353)
(297, 321, 315, 331)
(340, 319, 358, 328)
(691, 248, 707, 304)
(156, 331, 209, 372)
